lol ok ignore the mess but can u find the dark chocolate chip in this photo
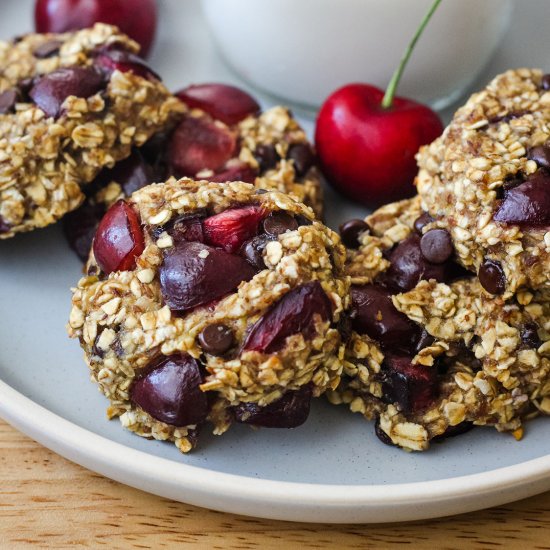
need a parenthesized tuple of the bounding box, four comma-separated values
(413, 212, 434, 235)
(287, 143, 315, 178)
(415, 330, 435, 354)
(198, 323, 235, 356)
(262, 211, 298, 237)
(521, 322, 542, 349)
(420, 229, 453, 264)
(527, 144, 550, 170)
(432, 422, 474, 443)
(488, 110, 530, 125)
(339, 219, 368, 248)
(541, 74, 550, 91)
(254, 144, 279, 173)
(478, 259, 506, 295)
(241, 234, 271, 270)
(33, 40, 62, 59)
(0, 89, 19, 114)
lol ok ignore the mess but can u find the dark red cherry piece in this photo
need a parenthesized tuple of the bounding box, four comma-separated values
(63, 199, 106, 262)
(168, 114, 237, 178)
(209, 162, 258, 184)
(203, 205, 265, 253)
(95, 49, 159, 80)
(243, 281, 332, 353)
(130, 353, 208, 426)
(233, 384, 313, 428)
(93, 199, 145, 274)
(166, 214, 205, 244)
(29, 66, 104, 118)
(159, 241, 255, 311)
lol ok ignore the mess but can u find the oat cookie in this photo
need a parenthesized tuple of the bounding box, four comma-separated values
(329, 197, 550, 451)
(68, 178, 347, 452)
(416, 68, 550, 297)
(0, 23, 183, 238)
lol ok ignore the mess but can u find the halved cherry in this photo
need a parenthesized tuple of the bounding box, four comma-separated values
(209, 162, 258, 184)
(93, 199, 145, 274)
(95, 49, 160, 80)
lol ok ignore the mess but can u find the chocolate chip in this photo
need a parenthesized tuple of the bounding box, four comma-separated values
(478, 259, 506, 295)
(420, 229, 453, 264)
(295, 214, 313, 227)
(0, 89, 18, 114)
(287, 143, 315, 178)
(241, 234, 271, 270)
(541, 74, 550, 91)
(339, 219, 368, 248)
(488, 110, 530, 125)
(254, 144, 279, 173)
(374, 417, 396, 446)
(33, 40, 62, 59)
(415, 330, 435, 353)
(527, 144, 550, 170)
(521, 322, 542, 349)
(198, 323, 235, 356)
(413, 212, 434, 235)
(262, 211, 298, 237)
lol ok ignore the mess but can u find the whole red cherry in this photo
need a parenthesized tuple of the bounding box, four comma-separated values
(34, 0, 158, 57)
(315, 0, 444, 207)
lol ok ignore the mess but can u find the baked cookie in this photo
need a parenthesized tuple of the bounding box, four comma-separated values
(0, 23, 183, 238)
(67, 178, 347, 452)
(329, 198, 550, 451)
(416, 68, 550, 297)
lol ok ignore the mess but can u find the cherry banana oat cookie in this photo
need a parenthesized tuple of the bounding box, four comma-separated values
(416, 68, 550, 297)
(67, 178, 347, 452)
(329, 197, 550, 451)
(0, 23, 183, 238)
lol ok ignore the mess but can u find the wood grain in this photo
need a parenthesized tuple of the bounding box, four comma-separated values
(1, 419, 549, 550)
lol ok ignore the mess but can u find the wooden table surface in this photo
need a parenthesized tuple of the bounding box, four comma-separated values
(1, 419, 549, 549)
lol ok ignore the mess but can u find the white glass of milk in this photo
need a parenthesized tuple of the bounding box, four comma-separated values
(201, 0, 513, 110)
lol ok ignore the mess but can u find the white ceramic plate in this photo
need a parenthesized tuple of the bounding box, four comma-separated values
(2, 0, 550, 524)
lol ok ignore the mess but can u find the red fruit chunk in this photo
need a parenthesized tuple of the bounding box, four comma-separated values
(63, 200, 106, 262)
(93, 199, 145, 274)
(315, 84, 443, 207)
(159, 241, 255, 311)
(166, 214, 205, 244)
(493, 170, 550, 227)
(243, 281, 332, 353)
(130, 353, 208, 426)
(203, 205, 265, 253)
(209, 163, 258, 184)
(95, 49, 159, 81)
(176, 83, 260, 126)
(108, 149, 154, 196)
(168, 114, 237, 177)
(233, 384, 313, 428)
(350, 284, 421, 351)
(29, 66, 104, 118)
(34, 0, 157, 57)
(381, 354, 437, 413)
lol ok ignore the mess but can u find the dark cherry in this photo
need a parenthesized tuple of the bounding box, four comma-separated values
(29, 66, 105, 118)
(167, 214, 205, 244)
(374, 417, 395, 446)
(130, 353, 208, 426)
(33, 39, 62, 58)
(381, 354, 437, 413)
(168, 114, 237, 178)
(95, 49, 159, 81)
(254, 144, 280, 173)
(159, 241, 255, 311)
(262, 211, 298, 237)
(109, 149, 154, 196)
(233, 384, 312, 428)
(527, 144, 550, 170)
(382, 233, 457, 293)
(63, 199, 106, 262)
(521, 322, 542, 349)
(175, 83, 260, 126)
(198, 323, 235, 356)
(339, 219, 368, 249)
(350, 284, 422, 352)
(209, 162, 258, 184)
(203, 205, 265, 254)
(420, 228, 453, 264)
(413, 212, 434, 235)
(240, 234, 272, 270)
(243, 281, 332, 353)
(542, 74, 550, 91)
(478, 259, 506, 295)
(493, 170, 550, 227)
(415, 330, 435, 354)
(93, 199, 145, 274)
(34, 0, 158, 57)
(0, 89, 19, 114)
(287, 143, 315, 178)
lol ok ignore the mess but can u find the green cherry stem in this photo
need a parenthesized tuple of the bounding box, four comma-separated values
(381, 0, 443, 109)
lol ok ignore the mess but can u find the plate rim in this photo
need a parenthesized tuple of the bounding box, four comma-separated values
(2, 377, 550, 522)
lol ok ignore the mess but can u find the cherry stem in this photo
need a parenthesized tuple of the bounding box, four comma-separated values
(381, 0, 443, 109)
